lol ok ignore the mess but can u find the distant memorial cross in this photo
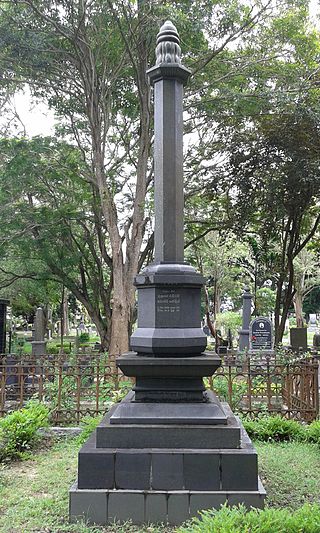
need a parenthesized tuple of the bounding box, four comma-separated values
(70, 21, 265, 525)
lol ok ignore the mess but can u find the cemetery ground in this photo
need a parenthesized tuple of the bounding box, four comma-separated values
(0, 426, 319, 532)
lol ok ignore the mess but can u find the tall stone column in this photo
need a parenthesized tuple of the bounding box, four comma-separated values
(130, 22, 206, 356)
(238, 286, 252, 352)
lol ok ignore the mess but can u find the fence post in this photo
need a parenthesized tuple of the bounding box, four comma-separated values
(286, 363, 292, 419)
(95, 356, 100, 416)
(266, 356, 272, 412)
(18, 364, 24, 408)
(247, 355, 252, 414)
(57, 362, 63, 424)
(313, 358, 319, 419)
(228, 363, 233, 409)
(38, 358, 44, 402)
(76, 361, 81, 425)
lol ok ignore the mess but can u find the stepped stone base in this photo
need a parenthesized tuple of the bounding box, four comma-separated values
(70, 479, 266, 526)
(70, 399, 266, 525)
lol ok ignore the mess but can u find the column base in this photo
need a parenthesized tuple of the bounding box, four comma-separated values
(70, 403, 266, 525)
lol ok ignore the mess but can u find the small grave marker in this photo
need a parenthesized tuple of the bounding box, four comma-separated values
(249, 317, 273, 351)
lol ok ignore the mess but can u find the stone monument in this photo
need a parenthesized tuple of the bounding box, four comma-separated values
(31, 307, 47, 356)
(238, 286, 252, 351)
(70, 21, 265, 525)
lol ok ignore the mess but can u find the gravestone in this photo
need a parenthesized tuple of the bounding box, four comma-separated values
(31, 307, 47, 356)
(309, 314, 318, 332)
(290, 327, 308, 352)
(70, 21, 265, 525)
(238, 287, 252, 351)
(249, 317, 273, 352)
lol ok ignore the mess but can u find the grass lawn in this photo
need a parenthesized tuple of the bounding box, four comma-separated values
(0, 438, 319, 533)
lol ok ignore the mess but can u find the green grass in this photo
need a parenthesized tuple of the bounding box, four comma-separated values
(256, 441, 320, 509)
(0, 439, 319, 532)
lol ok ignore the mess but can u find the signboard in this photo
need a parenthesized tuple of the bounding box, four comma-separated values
(249, 317, 273, 351)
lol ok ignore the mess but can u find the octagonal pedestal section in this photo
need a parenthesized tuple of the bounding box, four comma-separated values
(70, 399, 266, 525)
(130, 263, 207, 356)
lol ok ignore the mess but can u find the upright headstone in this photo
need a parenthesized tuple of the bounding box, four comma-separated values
(249, 317, 273, 352)
(70, 21, 265, 525)
(309, 314, 318, 332)
(31, 307, 47, 356)
(238, 287, 252, 351)
(290, 327, 308, 352)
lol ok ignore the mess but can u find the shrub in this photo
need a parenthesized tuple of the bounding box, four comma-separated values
(210, 376, 246, 409)
(79, 332, 90, 343)
(76, 415, 102, 445)
(242, 415, 304, 442)
(307, 420, 320, 445)
(179, 503, 320, 533)
(0, 401, 49, 462)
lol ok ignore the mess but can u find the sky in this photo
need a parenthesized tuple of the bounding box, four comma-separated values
(8, 1, 320, 138)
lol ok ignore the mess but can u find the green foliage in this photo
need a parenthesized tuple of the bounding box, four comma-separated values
(179, 503, 320, 533)
(307, 420, 320, 445)
(76, 415, 102, 446)
(255, 287, 276, 316)
(46, 344, 71, 355)
(0, 401, 49, 462)
(78, 332, 90, 344)
(43, 376, 77, 412)
(215, 312, 242, 337)
(100, 379, 132, 403)
(210, 375, 246, 409)
(243, 415, 305, 442)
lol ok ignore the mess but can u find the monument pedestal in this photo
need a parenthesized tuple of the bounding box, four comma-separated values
(31, 340, 47, 357)
(70, 352, 265, 525)
(70, 394, 265, 525)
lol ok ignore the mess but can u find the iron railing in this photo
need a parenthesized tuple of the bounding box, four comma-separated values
(0, 353, 318, 424)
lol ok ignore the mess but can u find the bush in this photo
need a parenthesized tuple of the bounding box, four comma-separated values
(210, 376, 246, 409)
(242, 415, 304, 442)
(78, 332, 90, 343)
(307, 420, 320, 445)
(76, 415, 102, 445)
(179, 503, 320, 533)
(0, 401, 49, 462)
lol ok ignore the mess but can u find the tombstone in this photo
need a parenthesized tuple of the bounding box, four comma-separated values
(238, 287, 252, 351)
(308, 313, 318, 332)
(0, 299, 9, 354)
(70, 21, 265, 526)
(313, 333, 320, 349)
(31, 307, 47, 357)
(249, 317, 273, 352)
(290, 327, 308, 352)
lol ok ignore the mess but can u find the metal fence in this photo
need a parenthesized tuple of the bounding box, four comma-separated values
(209, 355, 319, 422)
(0, 353, 319, 424)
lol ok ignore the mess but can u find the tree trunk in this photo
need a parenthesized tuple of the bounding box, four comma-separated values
(63, 289, 69, 336)
(293, 290, 304, 327)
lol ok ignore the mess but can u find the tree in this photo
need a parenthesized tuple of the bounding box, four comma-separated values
(0, 0, 317, 354)
(293, 248, 320, 326)
(228, 103, 320, 342)
(0, 137, 113, 348)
